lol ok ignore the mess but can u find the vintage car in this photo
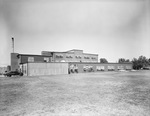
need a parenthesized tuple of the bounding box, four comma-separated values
(4, 71, 23, 77)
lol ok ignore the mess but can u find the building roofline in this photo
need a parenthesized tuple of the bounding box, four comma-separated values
(83, 53, 98, 56)
(42, 51, 67, 53)
(18, 54, 52, 57)
(42, 50, 98, 56)
(100, 62, 132, 64)
(66, 49, 83, 52)
(69, 62, 132, 64)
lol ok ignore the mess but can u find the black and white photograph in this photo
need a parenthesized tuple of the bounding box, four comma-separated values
(0, 0, 150, 115)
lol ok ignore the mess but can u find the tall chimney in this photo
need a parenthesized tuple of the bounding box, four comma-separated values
(12, 37, 14, 53)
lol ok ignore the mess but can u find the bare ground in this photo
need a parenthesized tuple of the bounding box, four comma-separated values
(0, 71, 150, 116)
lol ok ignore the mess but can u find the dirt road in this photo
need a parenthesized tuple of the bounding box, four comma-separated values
(0, 71, 150, 116)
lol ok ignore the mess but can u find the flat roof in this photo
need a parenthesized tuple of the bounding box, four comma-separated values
(42, 50, 98, 56)
(66, 49, 83, 52)
(69, 62, 132, 64)
(83, 53, 98, 56)
(18, 54, 52, 57)
(42, 51, 67, 53)
(21, 62, 132, 64)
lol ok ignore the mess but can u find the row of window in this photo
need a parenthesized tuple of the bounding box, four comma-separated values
(81, 65, 132, 72)
(66, 56, 73, 58)
(55, 55, 97, 60)
(27, 57, 97, 63)
(28, 57, 50, 62)
(91, 57, 96, 59)
(96, 66, 132, 71)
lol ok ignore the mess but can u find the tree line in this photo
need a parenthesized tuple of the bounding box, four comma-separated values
(100, 56, 150, 70)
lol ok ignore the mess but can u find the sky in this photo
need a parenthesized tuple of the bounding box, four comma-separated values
(0, 0, 150, 66)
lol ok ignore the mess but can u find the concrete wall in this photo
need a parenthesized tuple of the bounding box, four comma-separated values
(25, 62, 68, 76)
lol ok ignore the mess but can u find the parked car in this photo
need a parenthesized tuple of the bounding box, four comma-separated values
(4, 71, 23, 77)
(142, 67, 150, 70)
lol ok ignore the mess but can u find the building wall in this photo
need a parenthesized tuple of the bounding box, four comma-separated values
(23, 62, 68, 76)
(11, 53, 19, 71)
(68, 62, 133, 73)
(11, 53, 53, 72)
(19, 55, 52, 64)
(57, 52, 98, 63)
(42, 50, 98, 63)
(20, 62, 132, 76)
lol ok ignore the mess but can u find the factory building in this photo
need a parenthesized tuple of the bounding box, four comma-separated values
(10, 49, 133, 76)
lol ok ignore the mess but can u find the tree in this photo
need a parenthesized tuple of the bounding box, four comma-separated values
(125, 59, 130, 62)
(118, 58, 130, 63)
(132, 58, 139, 70)
(148, 58, 150, 65)
(100, 58, 108, 63)
(132, 56, 149, 70)
(138, 55, 149, 68)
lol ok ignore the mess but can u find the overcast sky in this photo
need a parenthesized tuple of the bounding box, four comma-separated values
(0, 0, 150, 66)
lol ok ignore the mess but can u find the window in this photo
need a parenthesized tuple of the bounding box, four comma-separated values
(108, 66, 115, 71)
(56, 54, 63, 58)
(75, 56, 81, 59)
(84, 56, 89, 59)
(96, 66, 105, 71)
(118, 66, 124, 70)
(92, 57, 96, 59)
(126, 66, 131, 70)
(66, 55, 73, 58)
(28, 57, 34, 62)
(44, 57, 49, 62)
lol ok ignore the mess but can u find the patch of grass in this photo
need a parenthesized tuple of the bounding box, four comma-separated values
(0, 71, 150, 116)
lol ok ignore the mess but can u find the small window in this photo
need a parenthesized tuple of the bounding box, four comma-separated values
(44, 57, 49, 62)
(56, 54, 63, 58)
(76, 56, 81, 59)
(108, 66, 115, 71)
(118, 66, 124, 70)
(126, 66, 131, 70)
(84, 56, 89, 59)
(66, 55, 73, 58)
(28, 57, 34, 62)
(96, 66, 105, 71)
(60, 55, 63, 58)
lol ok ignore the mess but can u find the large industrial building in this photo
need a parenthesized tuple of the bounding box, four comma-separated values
(10, 49, 133, 76)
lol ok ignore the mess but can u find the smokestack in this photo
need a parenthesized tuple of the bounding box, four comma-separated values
(12, 37, 14, 53)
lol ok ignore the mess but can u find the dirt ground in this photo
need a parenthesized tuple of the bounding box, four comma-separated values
(0, 70, 150, 116)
